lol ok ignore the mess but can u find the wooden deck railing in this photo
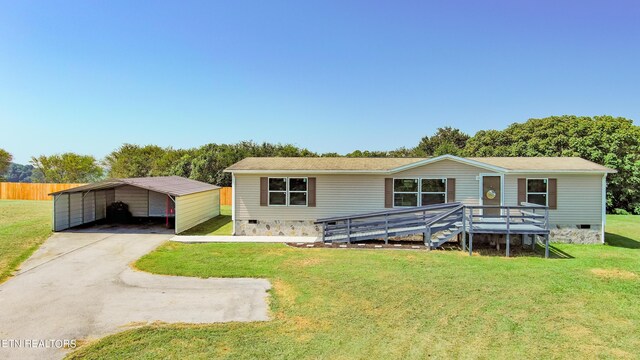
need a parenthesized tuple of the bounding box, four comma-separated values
(315, 202, 551, 257)
(465, 203, 550, 257)
(315, 203, 464, 246)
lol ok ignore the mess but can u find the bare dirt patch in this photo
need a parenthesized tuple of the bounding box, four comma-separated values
(591, 268, 638, 280)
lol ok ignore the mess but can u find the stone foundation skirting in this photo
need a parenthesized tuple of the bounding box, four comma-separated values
(471, 227, 602, 245)
(235, 220, 321, 236)
(235, 220, 602, 244)
(549, 226, 602, 244)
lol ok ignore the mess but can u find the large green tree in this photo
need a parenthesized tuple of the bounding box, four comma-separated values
(0, 149, 12, 180)
(184, 141, 317, 186)
(417, 127, 470, 156)
(463, 115, 640, 213)
(30, 153, 104, 183)
(104, 144, 192, 178)
(104, 144, 166, 178)
(3, 163, 34, 182)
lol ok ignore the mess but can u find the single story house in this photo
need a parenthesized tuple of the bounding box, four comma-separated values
(224, 155, 616, 243)
(50, 176, 220, 234)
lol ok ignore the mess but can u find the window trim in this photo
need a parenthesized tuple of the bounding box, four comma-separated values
(392, 177, 448, 208)
(526, 177, 549, 206)
(267, 177, 309, 207)
(288, 177, 308, 207)
(420, 178, 448, 206)
(267, 177, 288, 207)
(392, 178, 420, 208)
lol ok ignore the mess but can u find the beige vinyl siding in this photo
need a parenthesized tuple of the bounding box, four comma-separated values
(115, 185, 149, 217)
(504, 174, 603, 226)
(175, 190, 220, 233)
(54, 194, 70, 231)
(394, 159, 484, 205)
(235, 160, 489, 221)
(235, 159, 604, 227)
(235, 174, 386, 221)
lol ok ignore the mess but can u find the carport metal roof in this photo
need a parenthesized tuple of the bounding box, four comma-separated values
(49, 176, 220, 197)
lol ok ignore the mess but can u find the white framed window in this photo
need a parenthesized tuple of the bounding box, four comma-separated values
(268, 177, 308, 206)
(421, 178, 447, 205)
(394, 178, 449, 207)
(527, 178, 548, 206)
(393, 178, 419, 207)
(288, 178, 308, 206)
(268, 178, 287, 206)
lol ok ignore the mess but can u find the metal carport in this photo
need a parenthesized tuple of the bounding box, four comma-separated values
(50, 176, 220, 234)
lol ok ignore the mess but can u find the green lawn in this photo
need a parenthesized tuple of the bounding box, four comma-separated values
(68, 215, 640, 359)
(180, 205, 232, 235)
(0, 200, 51, 283)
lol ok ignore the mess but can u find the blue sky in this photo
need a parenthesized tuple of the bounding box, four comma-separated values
(1, 1, 638, 164)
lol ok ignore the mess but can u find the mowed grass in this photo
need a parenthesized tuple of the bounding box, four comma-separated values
(69, 215, 640, 359)
(180, 205, 232, 235)
(0, 200, 51, 283)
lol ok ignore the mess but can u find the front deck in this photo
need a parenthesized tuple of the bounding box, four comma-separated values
(315, 202, 551, 257)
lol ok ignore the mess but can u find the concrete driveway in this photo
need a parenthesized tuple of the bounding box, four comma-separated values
(0, 232, 271, 360)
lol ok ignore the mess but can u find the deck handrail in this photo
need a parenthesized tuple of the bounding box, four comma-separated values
(425, 204, 464, 226)
(316, 202, 550, 257)
(465, 204, 546, 210)
(314, 202, 462, 223)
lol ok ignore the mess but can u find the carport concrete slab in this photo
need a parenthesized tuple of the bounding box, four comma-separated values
(0, 233, 271, 360)
(65, 222, 175, 234)
(172, 235, 320, 243)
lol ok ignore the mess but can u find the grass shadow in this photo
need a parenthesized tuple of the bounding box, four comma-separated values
(180, 215, 232, 236)
(605, 232, 640, 249)
(545, 244, 574, 259)
(470, 243, 573, 259)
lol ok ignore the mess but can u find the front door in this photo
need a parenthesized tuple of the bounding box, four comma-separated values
(482, 175, 502, 216)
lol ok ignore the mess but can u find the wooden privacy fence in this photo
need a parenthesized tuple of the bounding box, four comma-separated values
(0, 182, 86, 201)
(220, 187, 232, 206)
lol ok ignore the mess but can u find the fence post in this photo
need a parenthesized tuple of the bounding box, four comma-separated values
(347, 219, 351, 244)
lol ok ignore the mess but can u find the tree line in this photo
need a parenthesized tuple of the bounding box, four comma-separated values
(1, 115, 638, 214)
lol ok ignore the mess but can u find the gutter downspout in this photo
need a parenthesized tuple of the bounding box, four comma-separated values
(601, 174, 607, 244)
(232, 173, 236, 236)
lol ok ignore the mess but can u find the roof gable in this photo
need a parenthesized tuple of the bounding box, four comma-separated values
(389, 155, 506, 173)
